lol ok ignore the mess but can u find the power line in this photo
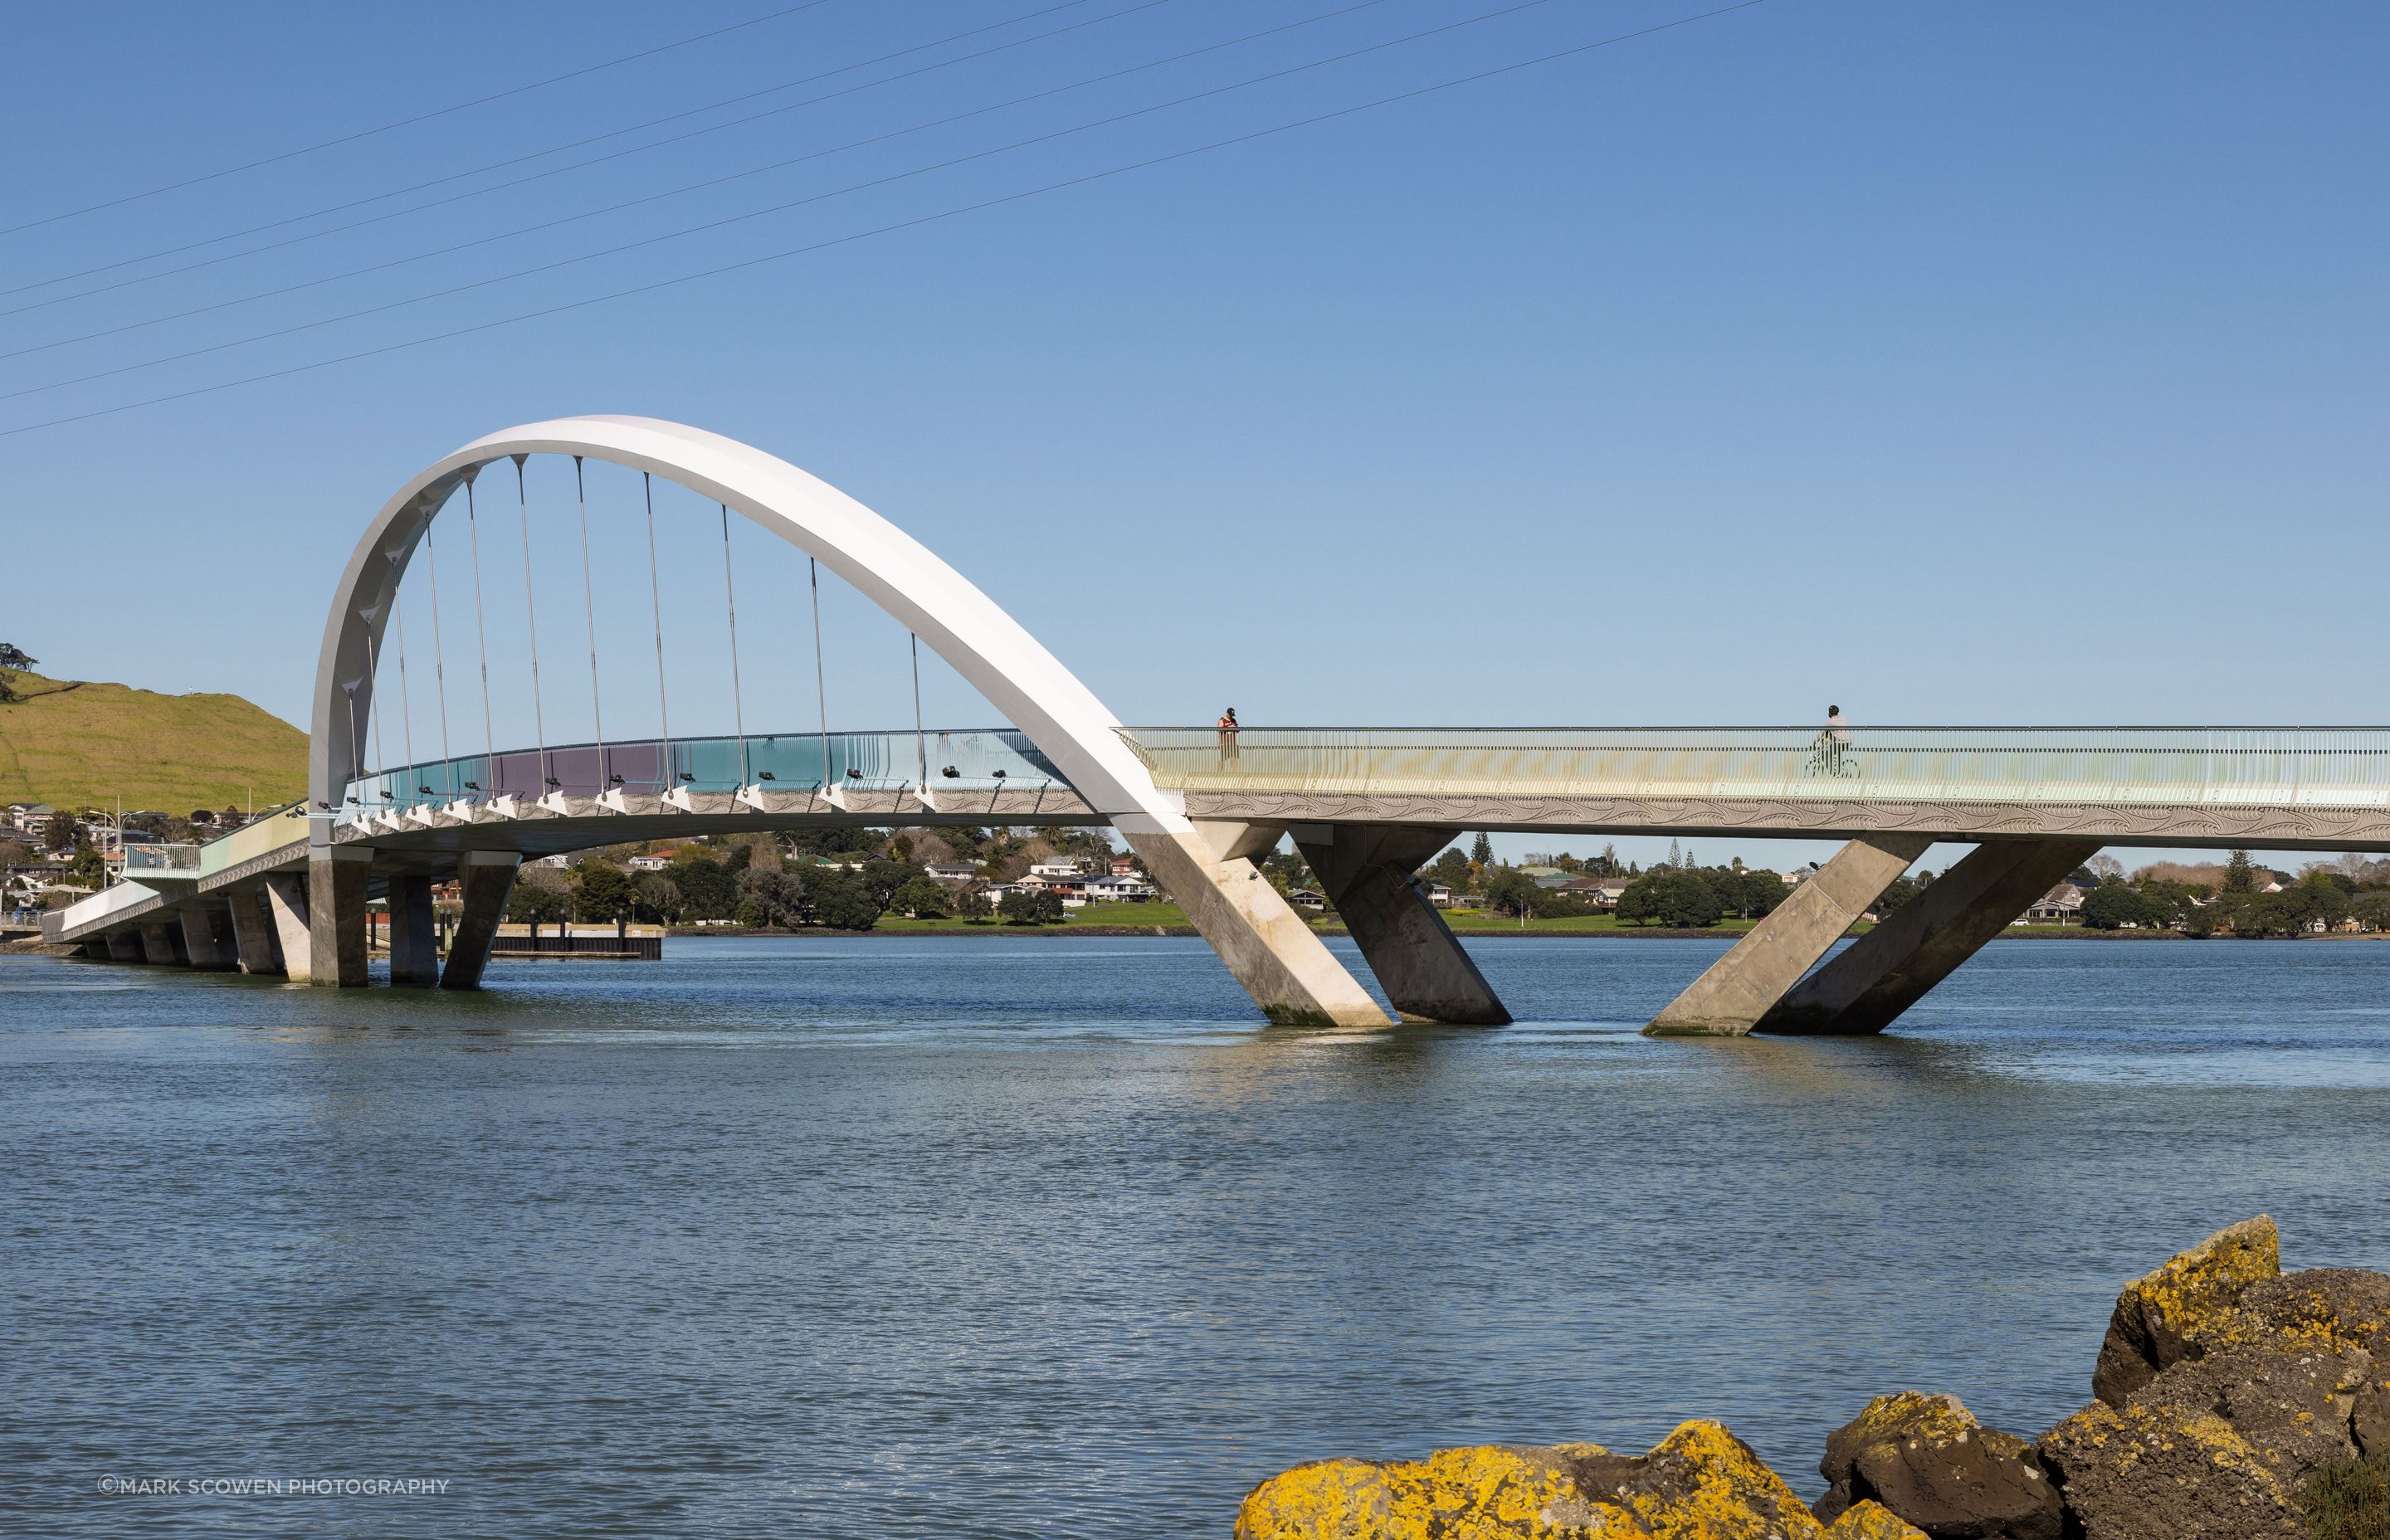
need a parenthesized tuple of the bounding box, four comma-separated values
(1, 0, 1554, 404)
(0, 1, 1773, 441)
(0, 0, 1119, 305)
(0, 0, 1388, 365)
(0, 3, 841, 239)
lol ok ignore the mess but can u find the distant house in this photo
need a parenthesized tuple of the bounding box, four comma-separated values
(1422, 882, 1455, 909)
(1109, 855, 1139, 877)
(1286, 888, 1328, 911)
(627, 851, 677, 872)
(2023, 883, 2085, 924)
(6, 803, 55, 839)
(1080, 872, 1156, 903)
(1028, 858, 1088, 879)
(925, 863, 981, 885)
(1516, 865, 1566, 881)
(1558, 876, 1630, 909)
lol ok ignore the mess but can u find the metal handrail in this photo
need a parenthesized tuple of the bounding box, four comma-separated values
(1117, 725, 2390, 808)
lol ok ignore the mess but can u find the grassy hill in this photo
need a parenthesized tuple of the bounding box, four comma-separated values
(0, 672, 307, 816)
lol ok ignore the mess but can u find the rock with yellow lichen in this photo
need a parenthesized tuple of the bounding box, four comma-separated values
(1813, 1391, 2058, 1539)
(2037, 1396, 2307, 1538)
(1233, 1443, 1650, 1540)
(2090, 1215, 2280, 1406)
(1236, 1421, 1861, 1540)
(1575, 1418, 1827, 1539)
(1821, 1503, 1929, 1540)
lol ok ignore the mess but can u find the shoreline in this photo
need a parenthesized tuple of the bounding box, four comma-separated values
(661, 924, 2382, 942)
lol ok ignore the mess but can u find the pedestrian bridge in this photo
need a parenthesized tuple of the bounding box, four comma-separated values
(51, 415, 2390, 1037)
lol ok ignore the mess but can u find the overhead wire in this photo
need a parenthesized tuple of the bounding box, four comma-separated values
(0, 0, 1554, 405)
(0, 0, 1773, 441)
(0, 2, 841, 238)
(0, 0, 1132, 305)
(1, 0, 1378, 360)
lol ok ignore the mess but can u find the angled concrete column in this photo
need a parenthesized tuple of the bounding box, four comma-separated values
(108, 930, 144, 962)
(1758, 837, 2102, 1035)
(178, 906, 233, 971)
(225, 885, 283, 976)
(1293, 823, 1508, 1025)
(137, 918, 182, 966)
(441, 851, 520, 991)
(1646, 831, 1934, 1037)
(305, 846, 373, 987)
(388, 874, 439, 988)
(263, 872, 313, 982)
(1124, 826, 1389, 1028)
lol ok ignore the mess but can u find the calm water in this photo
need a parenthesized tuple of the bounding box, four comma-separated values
(4, 935, 2387, 1538)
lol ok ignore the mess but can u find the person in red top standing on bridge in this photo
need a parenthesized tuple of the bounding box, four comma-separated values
(1217, 707, 1240, 769)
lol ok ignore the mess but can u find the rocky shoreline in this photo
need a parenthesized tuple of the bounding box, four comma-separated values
(1236, 1216, 2390, 1539)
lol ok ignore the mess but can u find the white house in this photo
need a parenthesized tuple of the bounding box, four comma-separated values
(1027, 857, 1088, 880)
(926, 863, 981, 885)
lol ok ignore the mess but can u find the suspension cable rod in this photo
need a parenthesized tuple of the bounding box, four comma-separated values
(515, 456, 549, 791)
(422, 510, 456, 800)
(394, 594, 417, 780)
(363, 626, 387, 787)
(643, 473, 673, 794)
(574, 456, 607, 792)
(465, 474, 496, 795)
(719, 504, 750, 792)
(809, 556, 830, 792)
(910, 632, 926, 792)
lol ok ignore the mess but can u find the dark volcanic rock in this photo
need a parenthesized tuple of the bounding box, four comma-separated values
(2090, 1216, 2278, 1406)
(1812, 1393, 2058, 1539)
(2353, 1369, 2390, 1459)
(2184, 1266, 2390, 1362)
(2041, 1342, 2372, 1539)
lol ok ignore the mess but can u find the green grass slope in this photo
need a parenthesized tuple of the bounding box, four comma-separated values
(0, 672, 307, 815)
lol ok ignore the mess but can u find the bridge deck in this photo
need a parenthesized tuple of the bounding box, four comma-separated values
(1121, 726, 2390, 850)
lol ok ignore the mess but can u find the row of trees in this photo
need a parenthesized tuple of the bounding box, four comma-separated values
(497, 826, 1096, 931)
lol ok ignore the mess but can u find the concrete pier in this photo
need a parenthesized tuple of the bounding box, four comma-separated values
(225, 885, 283, 976)
(1294, 823, 1508, 1025)
(263, 873, 313, 982)
(305, 847, 372, 987)
(178, 905, 234, 971)
(1758, 837, 2101, 1034)
(1646, 832, 1934, 1036)
(440, 851, 519, 990)
(1126, 824, 1388, 1028)
(388, 874, 439, 988)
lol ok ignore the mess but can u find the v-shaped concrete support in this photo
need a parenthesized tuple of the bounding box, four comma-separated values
(1293, 824, 1508, 1025)
(1758, 837, 2100, 1034)
(1646, 832, 1933, 1036)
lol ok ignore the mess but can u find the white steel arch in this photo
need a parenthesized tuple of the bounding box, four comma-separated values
(308, 415, 1385, 1026)
(307, 415, 1181, 834)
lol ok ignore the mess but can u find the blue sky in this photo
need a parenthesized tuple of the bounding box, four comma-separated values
(3, 1, 2383, 870)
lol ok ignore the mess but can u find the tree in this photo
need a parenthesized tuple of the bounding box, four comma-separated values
(1616, 869, 1723, 928)
(1483, 867, 1540, 919)
(507, 865, 572, 924)
(2224, 849, 2256, 894)
(2081, 884, 2153, 930)
(799, 866, 880, 930)
(0, 642, 34, 704)
(890, 875, 948, 919)
(954, 886, 994, 922)
(735, 867, 793, 927)
(42, 816, 74, 855)
(571, 861, 638, 922)
(1874, 876, 1919, 919)
(2353, 894, 2390, 933)
(670, 853, 736, 920)
(1470, 832, 1494, 870)
(2085, 853, 2126, 885)
(633, 873, 681, 924)
(70, 846, 105, 887)
(1426, 848, 1472, 892)
(998, 888, 1065, 925)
